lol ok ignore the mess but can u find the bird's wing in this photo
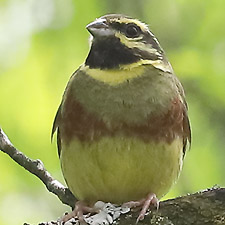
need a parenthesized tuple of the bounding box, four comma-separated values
(182, 100, 191, 156)
(51, 68, 80, 157)
(174, 76, 191, 156)
(51, 104, 62, 157)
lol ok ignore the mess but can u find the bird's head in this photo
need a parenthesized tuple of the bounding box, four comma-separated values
(85, 14, 170, 72)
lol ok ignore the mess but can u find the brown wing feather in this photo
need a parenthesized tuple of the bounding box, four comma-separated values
(174, 77, 191, 156)
(51, 104, 62, 157)
(51, 69, 80, 157)
(182, 101, 191, 156)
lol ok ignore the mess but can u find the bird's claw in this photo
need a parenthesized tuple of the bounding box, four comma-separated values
(60, 201, 99, 224)
(122, 193, 159, 223)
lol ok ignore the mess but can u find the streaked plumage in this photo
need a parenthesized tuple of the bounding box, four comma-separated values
(52, 14, 191, 222)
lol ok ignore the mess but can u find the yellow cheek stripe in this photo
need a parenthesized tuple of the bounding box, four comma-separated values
(81, 60, 172, 86)
(115, 32, 161, 57)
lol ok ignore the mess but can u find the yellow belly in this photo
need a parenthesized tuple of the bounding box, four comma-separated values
(60, 137, 183, 204)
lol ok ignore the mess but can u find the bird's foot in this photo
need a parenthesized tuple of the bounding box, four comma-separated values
(60, 201, 99, 224)
(122, 193, 159, 223)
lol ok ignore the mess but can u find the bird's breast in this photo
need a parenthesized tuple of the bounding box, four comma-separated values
(60, 67, 183, 145)
(58, 66, 186, 203)
(60, 136, 183, 204)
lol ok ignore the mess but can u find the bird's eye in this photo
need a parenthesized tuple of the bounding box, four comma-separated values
(125, 24, 140, 38)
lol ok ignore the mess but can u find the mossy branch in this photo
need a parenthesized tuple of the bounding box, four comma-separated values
(27, 188, 225, 225)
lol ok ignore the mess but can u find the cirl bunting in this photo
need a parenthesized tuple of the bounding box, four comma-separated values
(52, 14, 191, 223)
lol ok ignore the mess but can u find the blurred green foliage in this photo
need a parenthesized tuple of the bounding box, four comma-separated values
(0, 0, 225, 224)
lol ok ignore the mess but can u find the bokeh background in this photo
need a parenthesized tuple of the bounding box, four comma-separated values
(0, 0, 225, 224)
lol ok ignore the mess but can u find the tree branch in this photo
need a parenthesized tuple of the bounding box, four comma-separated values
(25, 187, 225, 225)
(0, 127, 76, 208)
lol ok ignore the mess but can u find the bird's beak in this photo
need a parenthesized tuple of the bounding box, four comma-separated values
(86, 18, 114, 37)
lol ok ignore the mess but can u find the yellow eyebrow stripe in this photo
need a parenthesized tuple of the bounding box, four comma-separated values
(110, 18, 149, 32)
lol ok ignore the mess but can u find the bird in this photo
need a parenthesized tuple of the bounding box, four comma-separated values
(52, 14, 191, 223)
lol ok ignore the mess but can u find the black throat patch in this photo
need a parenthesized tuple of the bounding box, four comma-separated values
(85, 37, 140, 69)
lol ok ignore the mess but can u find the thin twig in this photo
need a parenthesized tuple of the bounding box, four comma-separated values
(0, 127, 76, 208)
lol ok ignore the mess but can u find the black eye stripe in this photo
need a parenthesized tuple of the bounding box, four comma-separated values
(111, 22, 142, 38)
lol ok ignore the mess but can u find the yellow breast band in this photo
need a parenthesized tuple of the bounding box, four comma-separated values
(81, 60, 171, 86)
